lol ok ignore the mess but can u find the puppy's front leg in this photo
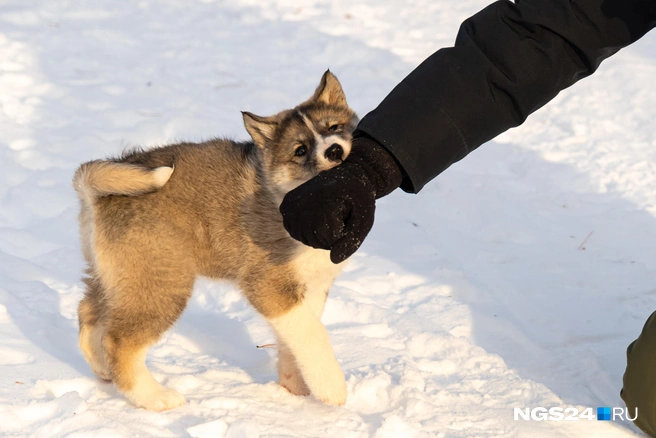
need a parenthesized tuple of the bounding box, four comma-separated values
(269, 300, 346, 406)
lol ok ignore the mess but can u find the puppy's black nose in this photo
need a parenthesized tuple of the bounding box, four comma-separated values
(325, 144, 343, 162)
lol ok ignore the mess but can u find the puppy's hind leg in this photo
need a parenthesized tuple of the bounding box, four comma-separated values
(78, 274, 111, 381)
(104, 335, 186, 412)
(101, 265, 195, 412)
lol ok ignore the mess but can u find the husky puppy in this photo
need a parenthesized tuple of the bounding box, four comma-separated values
(74, 71, 357, 411)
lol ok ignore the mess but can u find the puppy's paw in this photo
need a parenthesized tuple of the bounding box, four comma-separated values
(144, 387, 185, 412)
(127, 381, 185, 412)
(136, 386, 185, 412)
(313, 375, 347, 406)
(306, 362, 347, 406)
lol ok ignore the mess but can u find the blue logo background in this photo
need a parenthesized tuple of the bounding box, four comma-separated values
(597, 407, 611, 421)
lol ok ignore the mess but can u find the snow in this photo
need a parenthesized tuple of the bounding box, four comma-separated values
(0, 0, 654, 436)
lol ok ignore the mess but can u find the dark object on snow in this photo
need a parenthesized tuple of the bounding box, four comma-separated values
(280, 134, 402, 263)
(622, 311, 656, 437)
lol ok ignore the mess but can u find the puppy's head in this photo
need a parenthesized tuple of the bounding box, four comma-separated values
(242, 70, 358, 194)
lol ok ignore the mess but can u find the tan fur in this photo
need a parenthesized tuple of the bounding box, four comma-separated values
(74, 161, 174, 202)
(74, 71, 358, 410)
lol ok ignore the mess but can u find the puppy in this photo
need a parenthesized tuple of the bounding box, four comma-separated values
(74, 71, 358, 411)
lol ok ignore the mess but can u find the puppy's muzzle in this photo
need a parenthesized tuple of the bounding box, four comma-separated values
(325, 144, 344, 162)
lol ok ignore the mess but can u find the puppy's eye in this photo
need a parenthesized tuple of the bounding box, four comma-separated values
(294, 145, 307, 157)
(328, 124, 340, 132)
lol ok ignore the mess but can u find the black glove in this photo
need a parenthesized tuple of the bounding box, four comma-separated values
(280, 134, 403, 264)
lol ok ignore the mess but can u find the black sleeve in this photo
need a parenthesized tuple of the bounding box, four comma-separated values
(355, 0, 656, 193)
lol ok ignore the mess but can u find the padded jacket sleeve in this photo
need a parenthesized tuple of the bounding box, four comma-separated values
(355, 0, 656, 193)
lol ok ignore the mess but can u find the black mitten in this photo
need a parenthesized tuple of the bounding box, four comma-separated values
(280, 134, 403, 264)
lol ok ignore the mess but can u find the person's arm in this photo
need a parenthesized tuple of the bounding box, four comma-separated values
(281, 0, 656, 263)
(357, 0, 656, 192)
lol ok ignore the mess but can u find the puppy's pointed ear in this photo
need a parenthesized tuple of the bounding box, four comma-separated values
(242, 111, 277, 147)
(310, 70, 347, 106)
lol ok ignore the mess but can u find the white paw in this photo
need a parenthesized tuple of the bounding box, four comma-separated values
(305, 361, 347, 406)
(126, 380, 185, 412)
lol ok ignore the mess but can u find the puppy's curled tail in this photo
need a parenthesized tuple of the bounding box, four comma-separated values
(73, 160, 174, 202)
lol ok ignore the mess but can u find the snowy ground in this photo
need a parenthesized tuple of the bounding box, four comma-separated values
(1, 0, 655, 436)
